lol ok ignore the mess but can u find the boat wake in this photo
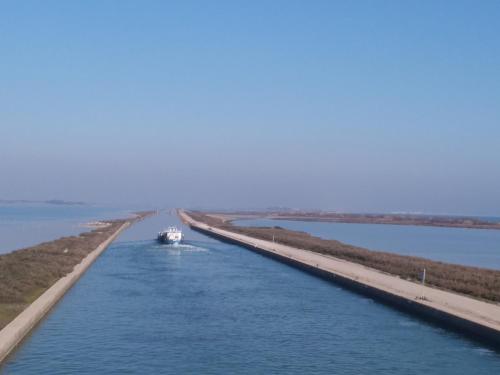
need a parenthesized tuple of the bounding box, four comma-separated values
(154, 242, 208, 252)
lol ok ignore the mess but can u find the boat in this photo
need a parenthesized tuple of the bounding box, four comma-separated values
(157, 226, 183, 245)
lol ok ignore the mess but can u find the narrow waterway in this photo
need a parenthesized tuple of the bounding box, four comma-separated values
(2, 213, 500, 374)
(235, 219, 500, 269)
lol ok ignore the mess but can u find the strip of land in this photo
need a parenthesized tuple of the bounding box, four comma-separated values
(210, 211, 500, 230)
(191, 211, 500, 302)
(0, 211, 152, 363)
(181, 210, 500, 345)
(0, 211, 152, 330)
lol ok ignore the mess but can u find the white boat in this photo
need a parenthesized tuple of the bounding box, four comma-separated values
(157, 226, 183, 245)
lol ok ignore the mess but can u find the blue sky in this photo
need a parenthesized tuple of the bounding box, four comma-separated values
(1, 1, 500, 214)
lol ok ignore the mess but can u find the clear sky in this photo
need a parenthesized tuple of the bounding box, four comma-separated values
(1, 1, 499, 214)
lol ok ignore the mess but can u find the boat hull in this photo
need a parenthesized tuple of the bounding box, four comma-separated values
(157, 226, 183, 245)
(157, 234, 182, 245)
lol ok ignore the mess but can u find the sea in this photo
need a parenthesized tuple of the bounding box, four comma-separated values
(1, 211, 499, 374)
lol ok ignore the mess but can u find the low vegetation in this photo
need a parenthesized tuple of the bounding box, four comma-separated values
(0, 212, 151, 330)
(210, 211, 500, 230)
(189, 212, 500, 303)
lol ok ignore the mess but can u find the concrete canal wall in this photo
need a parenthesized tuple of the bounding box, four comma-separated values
(0, 222, 131, 364)
(179, 210, 500, 348)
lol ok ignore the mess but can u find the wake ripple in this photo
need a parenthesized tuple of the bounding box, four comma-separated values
(151, 242, 208, 252)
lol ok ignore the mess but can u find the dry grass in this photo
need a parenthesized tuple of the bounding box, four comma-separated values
(189, 212, 500, 303)
(0, 211, 152, 329)
(210, 211, 500, 230)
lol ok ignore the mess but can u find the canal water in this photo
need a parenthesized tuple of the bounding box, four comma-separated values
(2, 212, 500, 374)
(235, 219, 500, 269)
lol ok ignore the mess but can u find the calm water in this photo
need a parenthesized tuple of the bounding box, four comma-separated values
(0, 204, 131, 253)
(2, 212, 500, 374)
(235, 219, 500, 269)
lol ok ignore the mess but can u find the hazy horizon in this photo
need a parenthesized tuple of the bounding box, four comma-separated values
(2, 1, 500, 215)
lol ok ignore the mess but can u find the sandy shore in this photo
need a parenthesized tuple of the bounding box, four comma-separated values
(180, 210, 500, 342)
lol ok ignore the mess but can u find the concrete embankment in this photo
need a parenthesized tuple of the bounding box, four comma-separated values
(0, 221, 131, 364)
(179, 210, 500, 347)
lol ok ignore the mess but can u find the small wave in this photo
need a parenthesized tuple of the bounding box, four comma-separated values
(397, 319, 420, 328)
(153, 243, 208, 252)
(472, 347, 495, 356)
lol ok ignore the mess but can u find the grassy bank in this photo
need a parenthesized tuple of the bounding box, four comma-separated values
(189, 212, 500, 303)
(0, 212, 151, 329)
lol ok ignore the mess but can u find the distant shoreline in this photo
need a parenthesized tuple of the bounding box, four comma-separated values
(206, 211, 500, 230)
(0, 199, 87, 206)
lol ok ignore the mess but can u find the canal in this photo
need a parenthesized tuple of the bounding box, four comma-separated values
(2, 212, 499, 374)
